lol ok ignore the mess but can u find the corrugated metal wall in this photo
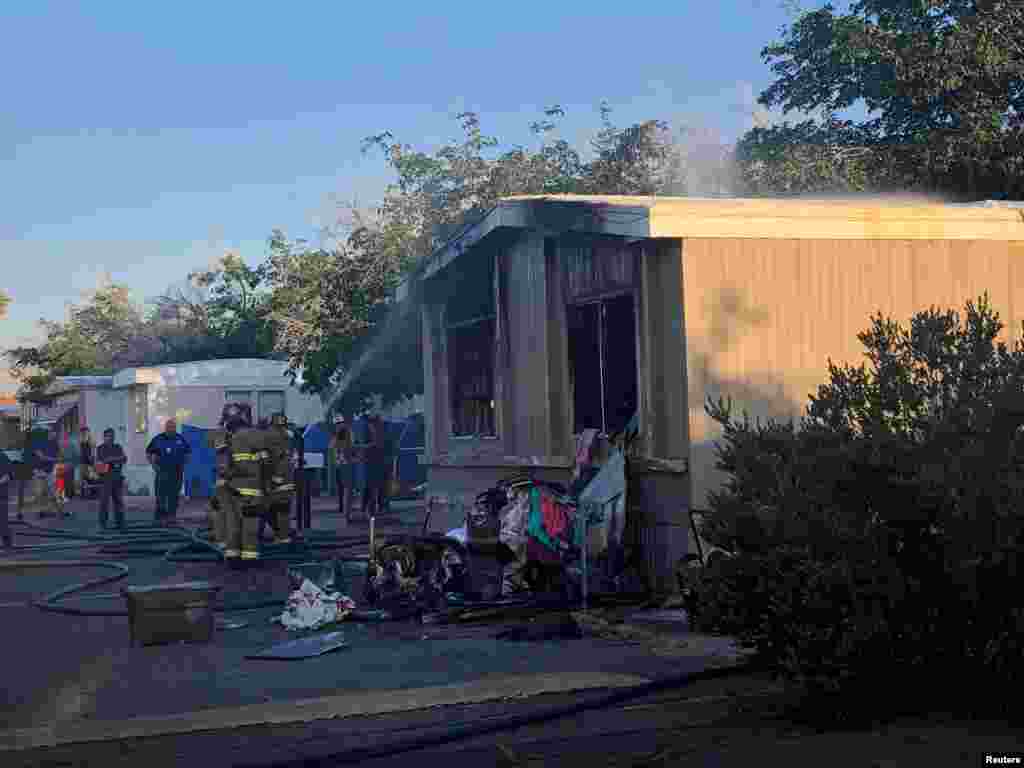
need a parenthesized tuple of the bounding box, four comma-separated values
(682, 237, 1024, 507)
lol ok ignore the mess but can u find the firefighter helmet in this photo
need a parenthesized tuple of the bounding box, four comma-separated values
(220, 401, 252, 431)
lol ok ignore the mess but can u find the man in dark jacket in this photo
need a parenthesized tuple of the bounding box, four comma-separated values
(146, 418, 191, 525)
(95, 427, 127, 530)
(360, 414, 387, 519)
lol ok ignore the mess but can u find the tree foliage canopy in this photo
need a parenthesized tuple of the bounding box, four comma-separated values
(267, 104, 711, 401)
(735, 0, 1024, 199)
(5, 254, 279, 396)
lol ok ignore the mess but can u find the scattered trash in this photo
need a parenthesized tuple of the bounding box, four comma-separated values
(274, 578, 356, 631)
(246, 631, 349, 660)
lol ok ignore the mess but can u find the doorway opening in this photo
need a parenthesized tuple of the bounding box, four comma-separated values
(567, 293, 638, 436)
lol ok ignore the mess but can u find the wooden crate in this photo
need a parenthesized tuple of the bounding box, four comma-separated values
(123, 581, 222, 647)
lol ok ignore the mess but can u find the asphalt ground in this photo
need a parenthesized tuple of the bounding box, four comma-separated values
(3, 497, 1019, 767)
(1, 495, 747, 741)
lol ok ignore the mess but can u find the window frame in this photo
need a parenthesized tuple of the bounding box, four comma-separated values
(446, 314, 498, 439)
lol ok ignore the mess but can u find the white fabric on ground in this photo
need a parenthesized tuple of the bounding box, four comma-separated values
(276, 578, 356, 631)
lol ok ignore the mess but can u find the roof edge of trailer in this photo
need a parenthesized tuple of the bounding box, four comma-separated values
(414, 196, 1024, 284)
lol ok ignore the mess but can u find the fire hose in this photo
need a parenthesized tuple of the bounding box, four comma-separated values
(4, 522, 653, 621)
(2, 520, 373, 617)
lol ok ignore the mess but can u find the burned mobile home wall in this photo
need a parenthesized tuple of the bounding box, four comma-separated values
(400, 195, 1024, 594)
(421, 208, 692, 592)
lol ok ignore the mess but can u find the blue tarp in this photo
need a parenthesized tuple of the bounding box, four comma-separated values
(302, 422, 330, 453)
(182, 425, 216, 498)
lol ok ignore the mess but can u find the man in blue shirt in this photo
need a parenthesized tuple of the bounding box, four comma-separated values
(146, 418, 191, 525)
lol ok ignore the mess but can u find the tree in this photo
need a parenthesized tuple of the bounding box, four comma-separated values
(269, 104, 692, 399)
(735, 117, 903, 196)
(265, 228, 400, 397)
(6, 281, 148, 393)
(186, 251, 277, 359)
(5, 255, 281, 394)
(736, 0, 1024, 200)
(0, 290, 10, 321)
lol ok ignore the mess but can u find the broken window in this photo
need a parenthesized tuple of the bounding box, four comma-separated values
(568, 293, 638, 437)
(446, 255, 497, 438)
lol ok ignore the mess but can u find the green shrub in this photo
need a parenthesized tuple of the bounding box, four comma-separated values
(687, 295, 1024, 722)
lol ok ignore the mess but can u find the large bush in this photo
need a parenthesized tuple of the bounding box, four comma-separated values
(683, 296, 1024, 722)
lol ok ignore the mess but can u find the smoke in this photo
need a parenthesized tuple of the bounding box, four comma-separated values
(651, 76, 962, 204)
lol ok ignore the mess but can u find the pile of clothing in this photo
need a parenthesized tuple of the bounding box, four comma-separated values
(472, 445, 634, 599)
(276, 578, 357, 631)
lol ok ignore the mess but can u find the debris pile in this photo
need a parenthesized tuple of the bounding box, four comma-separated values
(269, 422, 647, 630)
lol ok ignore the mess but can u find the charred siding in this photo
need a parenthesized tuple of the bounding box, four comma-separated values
(562, 236, 637, 303)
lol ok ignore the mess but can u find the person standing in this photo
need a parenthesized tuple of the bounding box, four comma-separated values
(222, 405, 276, 562)
(265, 412, 294, 544)
(331, 415, 354, 523)
(146, 418, 191, 525)
(95, 428, 127, 530)
(212, 403, 247, 557)
(17, 429, 32, 519)
(360, 414, 386, 519)
(34, 426, 65, 518)
(76, 427, 95, 498)
(0, 448, 13, 548)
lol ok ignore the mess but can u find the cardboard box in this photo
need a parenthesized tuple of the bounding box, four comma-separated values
(123, 581, 221, 647)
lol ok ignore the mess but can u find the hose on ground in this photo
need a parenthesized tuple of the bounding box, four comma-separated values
(235, 661, 762, 768)
(4, 523, 649, 620)
(0, 558, 291, 616)
(2, 521, 377, 616)
(9, 518, 370, 564)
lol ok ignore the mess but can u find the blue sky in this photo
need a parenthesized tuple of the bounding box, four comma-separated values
(2, 0, 807, 371)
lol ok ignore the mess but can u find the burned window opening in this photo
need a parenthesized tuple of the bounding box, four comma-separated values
(448, 317, 496, 438)
(445, 254, 497, 439)
(568, 293, 637, 437)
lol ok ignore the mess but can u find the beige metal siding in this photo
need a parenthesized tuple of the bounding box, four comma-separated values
(683, 237, 1024, 508)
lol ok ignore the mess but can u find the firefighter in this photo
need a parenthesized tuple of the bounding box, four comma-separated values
(223, 404, 285, 562)
(265, 412, 294, 544)
(209, 402, 249, 554)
